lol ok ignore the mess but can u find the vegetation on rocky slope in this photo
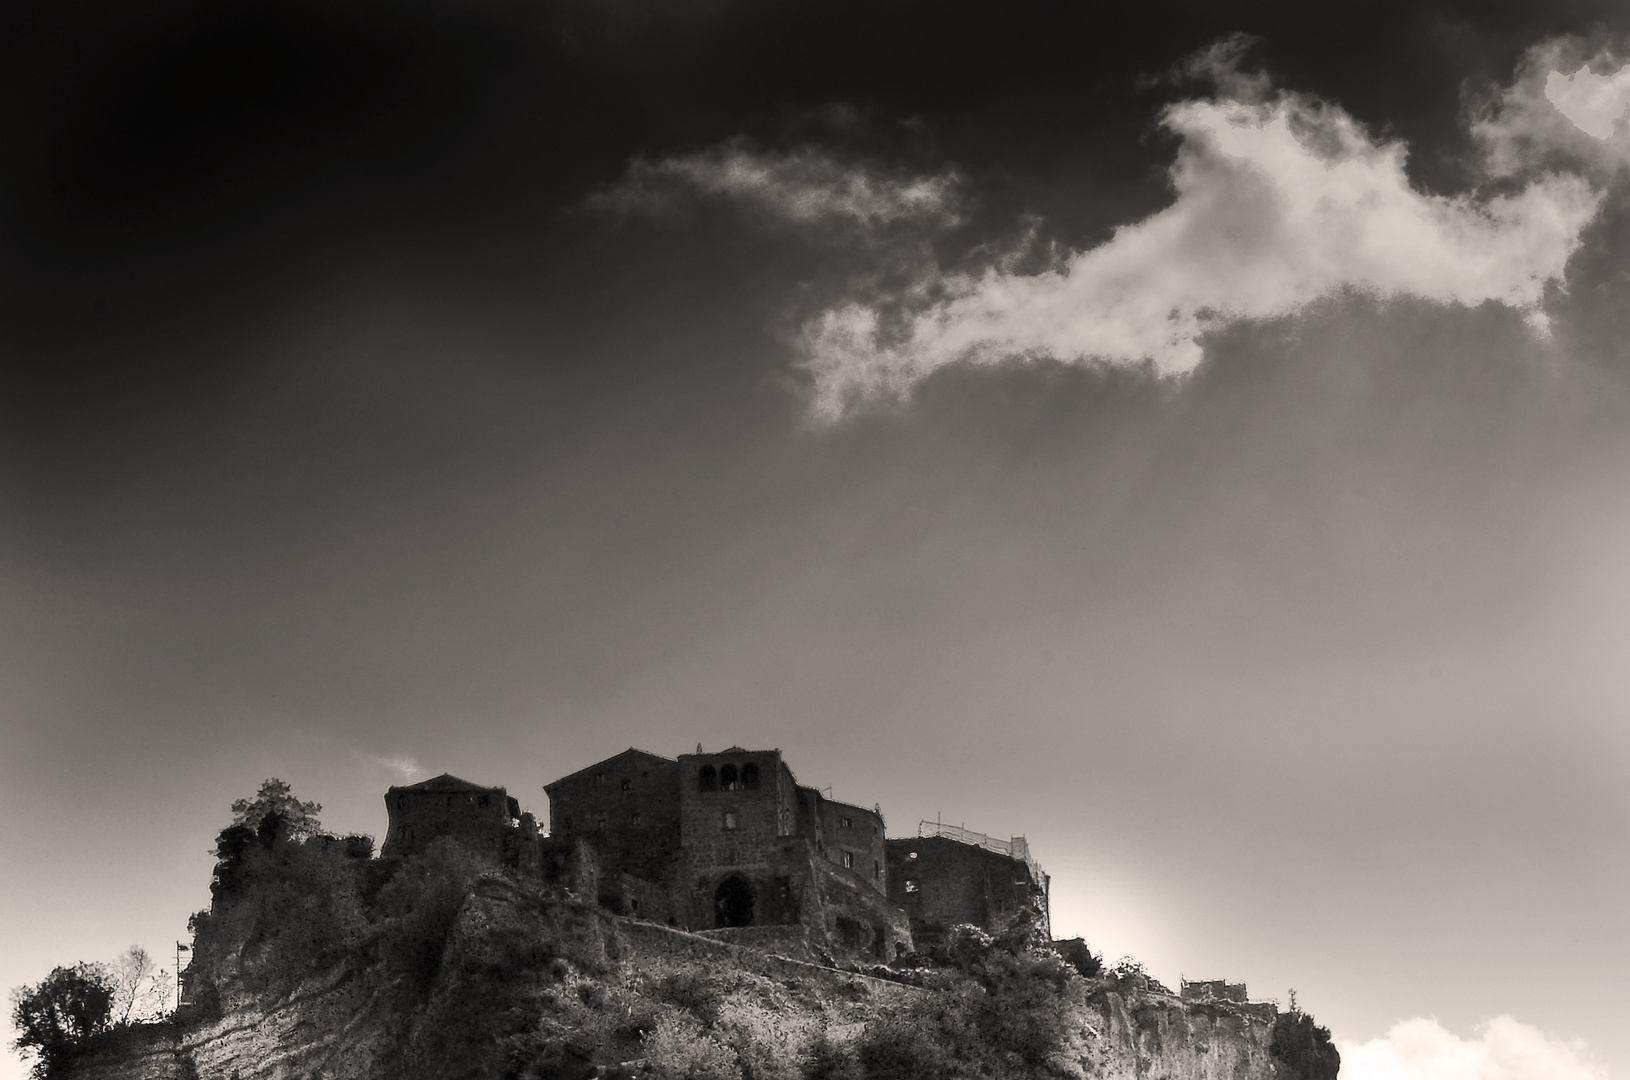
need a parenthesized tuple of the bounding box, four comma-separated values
(17, 799, 1339, 1080)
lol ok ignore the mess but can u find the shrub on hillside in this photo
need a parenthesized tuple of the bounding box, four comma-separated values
(716, 996, 807, 1080)
(242, 840, 370, 994)
(1270, 1009, 1341, 1080)
(857, 929, 1087, 1078)
(801, 1031, 863, 1080)
(1051, 938, 1103, 979)
(653, 967, 727, 1026)
(374, 838, 488, 1000)
(855, 992, 986, 1080)
(644, 1012, 742, 1080)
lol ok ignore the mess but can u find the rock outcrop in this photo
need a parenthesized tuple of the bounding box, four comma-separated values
(61, 840, 1313, 1080)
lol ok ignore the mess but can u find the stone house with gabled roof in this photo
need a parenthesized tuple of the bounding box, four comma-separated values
(543, 748, 682, 917)
(382, 772, 540, 871)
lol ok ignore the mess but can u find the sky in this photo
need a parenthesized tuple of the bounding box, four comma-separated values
(3, 1, 1629, 1077)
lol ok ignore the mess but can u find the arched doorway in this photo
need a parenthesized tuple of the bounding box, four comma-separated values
(714, 874, 754, 928)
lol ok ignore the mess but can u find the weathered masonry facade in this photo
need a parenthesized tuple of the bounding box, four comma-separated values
(383, 773, 543, 873)
(381, 747, 1051, 963)
(884, 822, 1051, 948)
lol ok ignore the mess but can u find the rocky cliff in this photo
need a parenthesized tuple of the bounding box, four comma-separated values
(60, 837, 1316, 1080)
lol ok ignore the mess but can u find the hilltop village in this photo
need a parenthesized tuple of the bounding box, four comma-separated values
(41, 744, 1327, 1080)
(381, 745, 1053, 962)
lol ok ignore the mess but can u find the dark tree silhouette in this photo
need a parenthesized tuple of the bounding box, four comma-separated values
(1271, 1008, 1341, 1080)
(9, 964, 115, 1079)
(229, 779, 322, 841)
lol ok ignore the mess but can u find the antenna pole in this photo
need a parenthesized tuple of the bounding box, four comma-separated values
(174, 941, 190, 1011)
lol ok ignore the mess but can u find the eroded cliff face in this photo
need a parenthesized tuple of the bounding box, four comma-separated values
(66, 869, 1292, 1080)
(1080, 991, 1283, 1079)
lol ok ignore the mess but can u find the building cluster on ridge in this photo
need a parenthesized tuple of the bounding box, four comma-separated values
(381, 744, 1052, 961)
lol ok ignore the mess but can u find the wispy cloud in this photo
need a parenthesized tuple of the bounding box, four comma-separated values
(800, 86, 1599, 420)
(591, 144, 961, 233)
(1341, 1017, 1608, 1080)
(589, 50, 1606, 424)
(354, 751, 425, 784)
(1475, 38, 1630, 176)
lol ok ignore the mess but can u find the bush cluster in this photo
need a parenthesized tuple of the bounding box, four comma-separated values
(1270, 1008, 1341, 1080)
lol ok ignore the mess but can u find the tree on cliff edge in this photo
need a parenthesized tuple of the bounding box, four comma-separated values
(230, 778, 323, 841)
(1271, 1007, 1341, 1080)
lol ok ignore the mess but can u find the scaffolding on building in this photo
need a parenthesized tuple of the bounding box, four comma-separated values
(916, 819, 1047, 887)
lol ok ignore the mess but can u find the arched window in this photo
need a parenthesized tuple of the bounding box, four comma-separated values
(721, 764, 739, 791)
(741, 763, 760, 789)
(699, 766, 717, 792)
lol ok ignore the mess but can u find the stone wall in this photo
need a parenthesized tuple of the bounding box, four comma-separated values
(540, 747, 994, 958)
(382, 774, 527, 863)
(818, 797, 887, 896)
(538, 835, 598, 899)
(885, 834, 1049, 945)
(802, 850, 914, 960)
(678, 751, 795, 868)
(544, 749, 682, 886)
(1181, 979, 1250, 1004)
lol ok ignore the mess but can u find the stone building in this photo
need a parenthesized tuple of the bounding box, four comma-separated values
(543, 748, 683, 919)
(1180, 979, 1249, 1003)
(884, 822, 1051, 947)
(546, 746, 911, 959)
(382, 773, 540, 872)
(379, 752, 1053, 966)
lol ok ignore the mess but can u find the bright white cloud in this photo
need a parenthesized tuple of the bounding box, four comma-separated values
(1545, 65, 1630, 139)
(594, 145, 960, 230)
(1475, 39, 1630, 176)
(1341, 1016, 1608, 1080)
(802, 92, 1599, 420)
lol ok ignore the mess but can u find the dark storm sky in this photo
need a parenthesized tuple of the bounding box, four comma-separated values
(4, 3, 1629, 1077)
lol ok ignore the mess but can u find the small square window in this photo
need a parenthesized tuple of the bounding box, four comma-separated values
(632, 812, 643, 826)
(905, 880, 919, 893)
(840, 816, 852, 828)
(621, 779, 632, 793)
(907, 851, 917, 860)
(594, 772, 606, 786)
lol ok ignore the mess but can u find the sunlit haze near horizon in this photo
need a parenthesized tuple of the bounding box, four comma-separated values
(2, 2, 1628, 1078)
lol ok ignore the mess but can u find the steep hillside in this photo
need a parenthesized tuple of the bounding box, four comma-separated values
(58, 832, 1328, 1080)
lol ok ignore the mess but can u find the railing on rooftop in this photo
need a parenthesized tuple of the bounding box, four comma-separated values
(917, 820, 1047, 886)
